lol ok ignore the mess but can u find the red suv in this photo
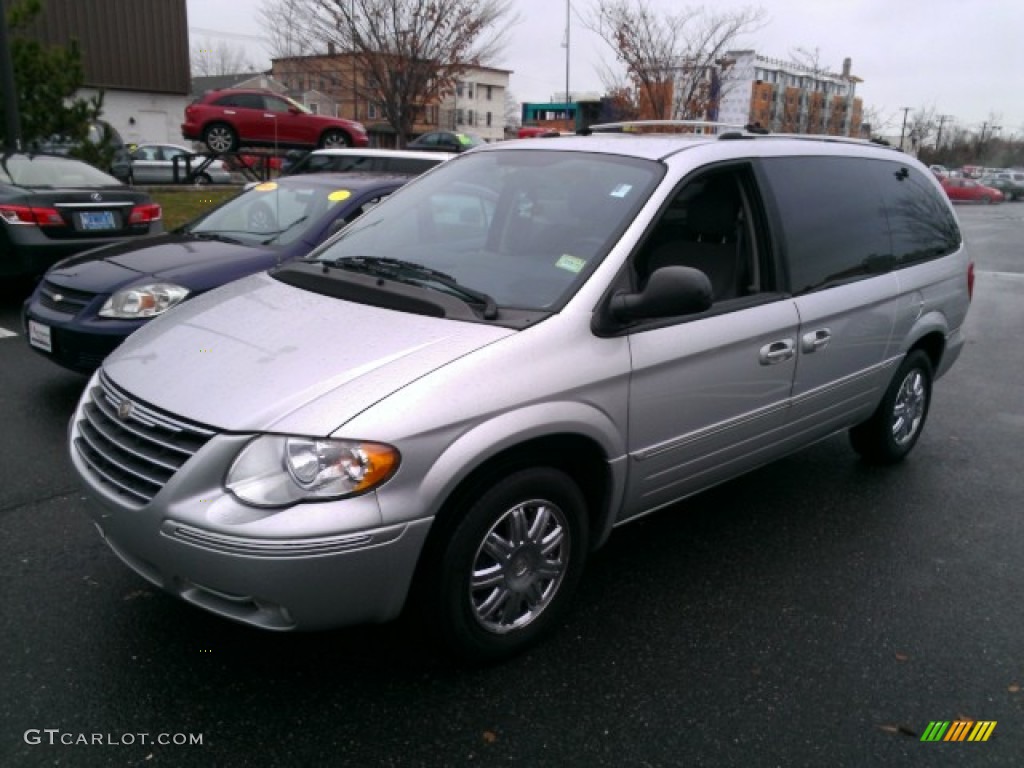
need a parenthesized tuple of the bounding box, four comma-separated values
(182, 89, 369, 154)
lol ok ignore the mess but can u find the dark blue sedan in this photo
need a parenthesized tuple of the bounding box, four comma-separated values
(23, 173, 411, 373)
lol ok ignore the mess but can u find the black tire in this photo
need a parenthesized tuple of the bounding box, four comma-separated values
(203, 122, 238, 154)
(194, 172, 212, 185)
(318, 129, 350, 149)
(849, 349, 933, 464)
(421, 467, 589, 662)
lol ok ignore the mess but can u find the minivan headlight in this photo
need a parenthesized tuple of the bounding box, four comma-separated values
(99, 283, 189, 318)
(225, 435, 400, 507)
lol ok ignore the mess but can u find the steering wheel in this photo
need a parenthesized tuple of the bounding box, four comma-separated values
(247, 202, 277, 233)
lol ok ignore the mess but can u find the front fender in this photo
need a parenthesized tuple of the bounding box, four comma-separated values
(375, 400, 628, 545)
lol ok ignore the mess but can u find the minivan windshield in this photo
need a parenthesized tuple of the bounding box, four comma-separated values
(308, 150, 661, 310)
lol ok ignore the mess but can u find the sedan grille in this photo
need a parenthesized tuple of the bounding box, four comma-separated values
(38, 280, 96, 315)
(74, 372, 217, 508)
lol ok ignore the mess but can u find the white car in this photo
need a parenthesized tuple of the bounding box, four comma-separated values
(128, 143, 233, 185)
(283, 147, 455, 176)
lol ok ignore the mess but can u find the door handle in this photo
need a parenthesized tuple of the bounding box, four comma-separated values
(801, 328, 832, 353)
(759, 339, 795, 365)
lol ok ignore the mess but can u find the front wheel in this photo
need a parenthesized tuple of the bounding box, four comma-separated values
(849, 350, 933, 464)
(421, 468, 589, 662)
(319, 129, 350, 148)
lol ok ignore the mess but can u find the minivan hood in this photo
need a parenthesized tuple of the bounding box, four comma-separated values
(102, 272, 514, 434)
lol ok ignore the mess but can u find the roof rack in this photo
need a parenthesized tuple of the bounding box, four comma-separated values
(579, 120, 903, 151)
(582, 120, 748, 136)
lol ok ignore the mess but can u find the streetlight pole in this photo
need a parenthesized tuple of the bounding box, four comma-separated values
(564, 0, 570, 105)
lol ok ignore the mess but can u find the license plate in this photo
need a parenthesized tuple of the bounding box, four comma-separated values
(28, 320, 52, 353)
(79, 211, 117, 230)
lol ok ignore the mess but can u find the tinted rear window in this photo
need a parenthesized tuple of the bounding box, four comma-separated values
(760, 156, 960, 294)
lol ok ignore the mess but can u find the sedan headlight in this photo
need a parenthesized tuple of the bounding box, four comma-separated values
(99, 283, 189, 318)
(226, 435, 400, 507)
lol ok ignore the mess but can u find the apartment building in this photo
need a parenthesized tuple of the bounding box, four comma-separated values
(717, 50, 863, 137)
(439, 66, 511, 143)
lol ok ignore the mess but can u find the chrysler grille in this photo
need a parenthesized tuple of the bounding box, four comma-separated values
(74, 372, 216, 507)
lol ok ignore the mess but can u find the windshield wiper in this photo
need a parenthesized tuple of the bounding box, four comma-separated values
(260, 216, 308, 245)
(329, 256, 499, 320)
(189, 231, 245, 244)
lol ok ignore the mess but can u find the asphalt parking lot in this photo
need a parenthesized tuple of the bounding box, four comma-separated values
(0, 203, 1022, 767)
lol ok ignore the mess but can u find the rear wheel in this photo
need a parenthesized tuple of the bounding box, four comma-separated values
(319, 129, 350, 149)
(849, 350, 933, 464)
(420, 468, 589, 662)
(203, 123, 238, 154)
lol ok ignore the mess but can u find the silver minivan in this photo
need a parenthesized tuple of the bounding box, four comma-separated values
(69, 127, 973, 660)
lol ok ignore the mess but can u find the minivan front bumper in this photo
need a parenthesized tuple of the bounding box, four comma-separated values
(68, 376, 432, 631)
(81, 494, 432, 631)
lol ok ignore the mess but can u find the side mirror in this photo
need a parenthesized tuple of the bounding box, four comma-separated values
(610, 266, 712, 322)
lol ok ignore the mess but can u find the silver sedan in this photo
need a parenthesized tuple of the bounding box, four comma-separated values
(128, 143, 233, 185)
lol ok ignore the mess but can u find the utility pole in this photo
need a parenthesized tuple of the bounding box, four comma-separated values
(898, 107, 911, 151)
(934, 114, 952, 149)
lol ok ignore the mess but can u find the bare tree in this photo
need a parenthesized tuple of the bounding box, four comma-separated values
(259, 0, 321, 60)
(190, 37, 257, 77)
(589, 1, 764, 121)
(260, 0, 516, 145)
(504, 90, 521, 130)
(907, 105, 938, 152)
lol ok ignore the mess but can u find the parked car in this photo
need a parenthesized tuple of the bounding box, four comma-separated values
(31, 120, 133, 180)
(940, 176, 1004, 203)
(407, 130, 486, 153)
(68, 126, 972, 661)
(182, 89, 369, 154)
(1, 152, 162, 279)
(978, 171, 1024, 201)
(24, 172, 411, 373)
(126, 143, 233, 185)
(283, 147, 455, 176)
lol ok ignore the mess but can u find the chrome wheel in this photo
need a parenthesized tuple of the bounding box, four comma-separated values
(850, 350, 932, 464)
(469, 497, 570, 635)
(891, 369, 927, 446)
(204, 124, 236, 154)
(319, 130, 350, 149)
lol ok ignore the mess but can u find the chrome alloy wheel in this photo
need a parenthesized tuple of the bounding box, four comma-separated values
(469, 499, 570, 634)
(205, 125, 235, 153)
(891, 368, 927, 446)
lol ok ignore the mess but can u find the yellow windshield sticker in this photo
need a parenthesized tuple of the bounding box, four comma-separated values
(556, 254, 586, 273)
(328, 190, 352, 201)
(254, 182, 278, 192)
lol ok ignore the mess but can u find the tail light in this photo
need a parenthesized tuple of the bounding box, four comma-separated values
(0, 204, 63, 226)
(128, 203, 162, 224)
(967, 261, 975, 301)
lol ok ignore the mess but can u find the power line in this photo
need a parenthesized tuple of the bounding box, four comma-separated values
(189, 26, 268, 44)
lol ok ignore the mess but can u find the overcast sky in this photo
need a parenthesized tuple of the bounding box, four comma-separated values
(186, 0, 1024, 137)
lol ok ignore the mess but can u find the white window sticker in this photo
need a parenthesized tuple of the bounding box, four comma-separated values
(610, 184, 632, 198)
(556, 254, 586, 273)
